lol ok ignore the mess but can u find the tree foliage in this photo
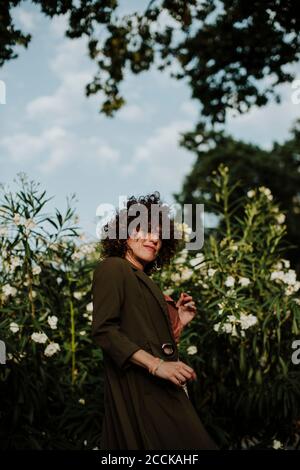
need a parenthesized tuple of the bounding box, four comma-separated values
(174, 118, 300, 272)
(1, 0, 299, 122)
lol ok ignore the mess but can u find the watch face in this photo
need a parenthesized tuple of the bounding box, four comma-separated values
(161, 342, 174, 356)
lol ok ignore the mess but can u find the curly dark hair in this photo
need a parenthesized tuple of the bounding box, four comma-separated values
(99, 191, 184, 275)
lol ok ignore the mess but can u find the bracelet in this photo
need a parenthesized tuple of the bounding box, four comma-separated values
(149, 357, 164, 375)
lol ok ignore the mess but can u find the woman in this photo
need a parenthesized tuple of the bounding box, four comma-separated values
(91, 192, 218, 450)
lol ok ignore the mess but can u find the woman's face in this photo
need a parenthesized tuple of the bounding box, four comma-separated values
(126, 225, 162, 269)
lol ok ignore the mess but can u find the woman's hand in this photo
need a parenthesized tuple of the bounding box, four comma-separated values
(176, 292, 197, 327)
(154, 360, 197, 388)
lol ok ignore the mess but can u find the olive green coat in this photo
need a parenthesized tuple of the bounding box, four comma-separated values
(91, 256, 217, 450)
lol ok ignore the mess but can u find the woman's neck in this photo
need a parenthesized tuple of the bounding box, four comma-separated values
(124, 252, 145, 271)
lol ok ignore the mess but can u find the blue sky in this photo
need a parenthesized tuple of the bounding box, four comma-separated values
(0, 1, 299, 241)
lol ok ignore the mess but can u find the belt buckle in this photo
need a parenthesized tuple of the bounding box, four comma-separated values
(161, 342, 174, 356)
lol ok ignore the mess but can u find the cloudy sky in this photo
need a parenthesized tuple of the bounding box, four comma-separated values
(0, 1, 299, 241)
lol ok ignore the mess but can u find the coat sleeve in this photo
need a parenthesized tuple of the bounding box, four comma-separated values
(91, 257, 142, 371)
(164, 295, 184, 344)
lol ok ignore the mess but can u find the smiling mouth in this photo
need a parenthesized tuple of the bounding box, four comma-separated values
(144, 246, 156, 254)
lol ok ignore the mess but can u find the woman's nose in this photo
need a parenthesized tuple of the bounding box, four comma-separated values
(148, 232, 159, 242)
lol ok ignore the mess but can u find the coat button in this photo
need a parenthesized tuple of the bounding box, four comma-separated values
(161, 342, 175, 356)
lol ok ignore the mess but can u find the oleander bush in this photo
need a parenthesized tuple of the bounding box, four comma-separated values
(155, 164, 300, 449)
(0, 173, 103, 449)
(1, 167, 300, 449)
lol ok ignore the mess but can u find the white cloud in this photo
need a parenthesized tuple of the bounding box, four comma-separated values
(26, 33, 99, 126)
(227, 79, 300, 149)
(1, 126, 70, 169)
(118, 104, 144, 122)
(14, 8, 40, 31)
(121, 119, 195, 187)
(0, 127, 120, 174)
(180, 101, 198, 118)
(49, 13, 70, 37)
(93, 141, 120, 164)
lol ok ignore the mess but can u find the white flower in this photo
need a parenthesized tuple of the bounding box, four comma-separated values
(281, 259, 290, 269)
(228, 314, 237, 322)
(214, 312, 258, 336)
(56, 277, 63, 284)
(71, 243, 95, 260)
(225, 276, 235, 287)
(247, 189, 255, 198)
(31, 290, 37, 298)
(270, 269, 297, 287)
(13, 213, 23, 225)
(47, 315, 58, 329)
(226, 287, 236, 297)
(208, 268, 217, 277)
(78, 398, 85, 405)
(163, 288, 174, 296)
(285, 282, 300, 296)
(0, 225, 8, 237)
(32, 265, 41, 275)
(239, 313, 258, 330)
(258, 186, 273, 200)
(270, 270, 284, 282)
(73, 291, 83, 300)
(10, 322, 19, 333)
(272, 439, 283, 450)
(217, 302, 225, 312)
(2, 284, 17, 297)
(44, 342, 60, 357)
(180, 268, 193, 281)
(79, 330, 86, 336)
(24, 218, 36, 231)
(189, 253, 205, 267)
(171, 273, 181, 283)
(231, 324, 238, 337)
(187, 345, 197, 355)
(273, 261, 283, 270)
(84, 314, 92, 322)
(284, 269, 297, 285)
(11, 256, 22, 269)
(223, 323, 233, 334)
(238, 277, 251, 287)
(86, 302, 93, 312)
(189, 258, 201, 267)
(276, 214, 286, 224)
(180, 223, 192, 235)
(31, 332, 48, 344)
(174, 256, 186, 264)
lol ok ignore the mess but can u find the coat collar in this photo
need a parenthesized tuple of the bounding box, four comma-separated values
(123, 258, 171, 323)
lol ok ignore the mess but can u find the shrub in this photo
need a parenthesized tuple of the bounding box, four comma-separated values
(155, 164, 300, 448)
